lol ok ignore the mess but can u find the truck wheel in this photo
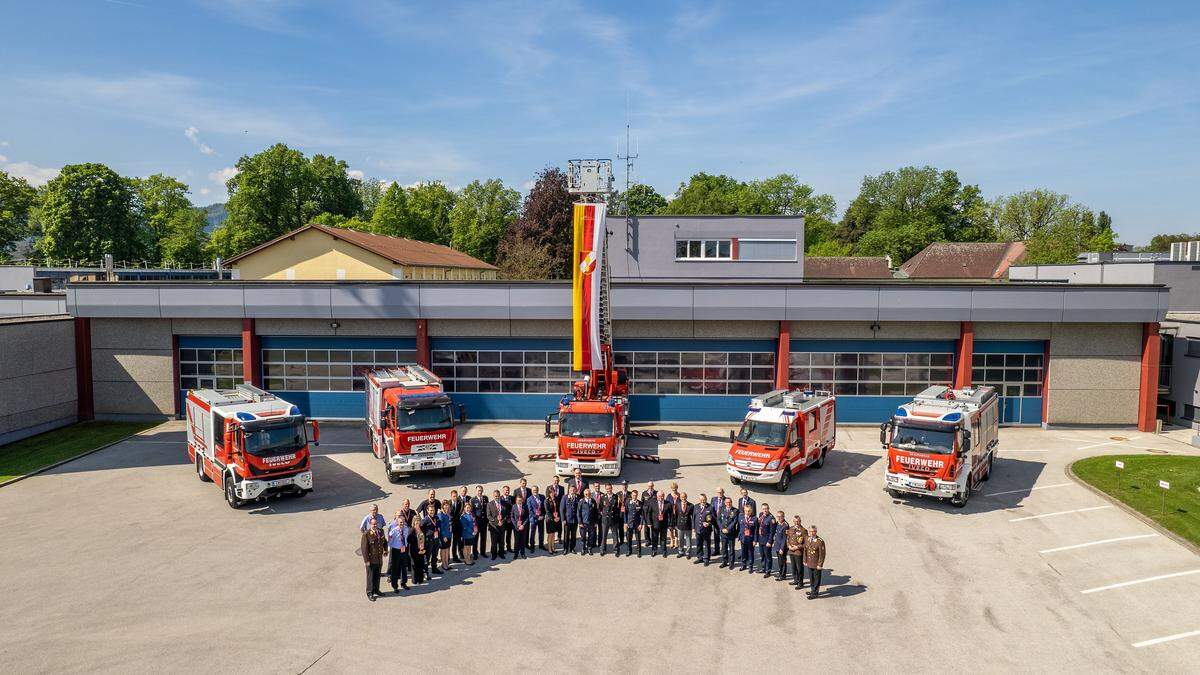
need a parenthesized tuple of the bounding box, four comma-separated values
(982, 454, 994, 482)
(441, 467, 457, 477)
(386, 468, 401, 484)
(196, 457, 211, 482)
(293, 488, 310, 498)
(224, 473, 244, 509)
(775, 470, 791, 493)
(951, 480, 971, 508)
(887, 488, 902, 499)
(729, 476, 741, 486)
(813, 449, 827, 469)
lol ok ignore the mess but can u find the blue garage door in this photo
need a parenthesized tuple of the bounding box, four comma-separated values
(972, 341, 1045, 426)
(788, 340, 957, 424)
(260, 336, 417, 419)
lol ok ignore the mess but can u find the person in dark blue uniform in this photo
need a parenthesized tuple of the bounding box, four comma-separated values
(738, 504, 757, 573)
(470, 486, 489, 562)
(692, 494, 713, 565)
(772, 510, 789, 581)
(578, 488, 597, 555)
(755, 504, 776, 576)
(623, 489, 643, 557)
(527, 485, 546, 552)
(718, 497, 738, 568)
(500, 486, 514, 554)
(561, 486, 580, 554)
(600, 484, 621, 555)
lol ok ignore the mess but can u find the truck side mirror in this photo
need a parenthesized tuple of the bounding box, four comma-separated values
(879, 421, 890, 447)
(310, 419, 320, 446)
(544, 415, 556, 438)
(223, 427, 235, 455)
(458, 404, 467, 425)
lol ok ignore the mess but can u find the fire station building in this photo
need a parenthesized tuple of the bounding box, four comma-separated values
(48, 215, 1167, 432)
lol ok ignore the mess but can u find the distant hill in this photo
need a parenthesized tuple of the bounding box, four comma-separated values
(200, 203, 227, 232)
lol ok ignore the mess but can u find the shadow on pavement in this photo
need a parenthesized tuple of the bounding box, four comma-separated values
(735, 450, 882, 497)
(244, 455, 388, 515)
(819, 570, 867, 598)
(887, 457, 1048, 516)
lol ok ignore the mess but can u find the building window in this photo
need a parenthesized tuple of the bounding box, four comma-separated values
(615, 350, 775, 395)
(675, 239, 732, 260)
(789, 351, 954, 396)
(738, 239, 796, 261)
(1160, 334, 1173, 388)
(971, 352, 1045, 398)
(179, 348, 244, 391)
(1186, 338, 1200, 358)
(1183, 404, 1197, 422)
(262, 348, 417, 392)
(432, 350, 576, 393)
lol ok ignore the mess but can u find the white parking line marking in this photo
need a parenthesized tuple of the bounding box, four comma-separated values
(1009, 505, 1112, 522)
(998, 449, 1048, 453)
(1039, 534, 1158, 554)
(1081, 569, 1200, 594)
(986, 482, 1073, 497)
(1073, 436, 1141, 451)
(1133, 629, 1200, 648)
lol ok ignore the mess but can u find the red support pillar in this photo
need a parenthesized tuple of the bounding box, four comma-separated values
(416, 319, 430, 368)
(953, 321, 974, 389)
(74, 317, 94, 421)
(242, 318, 261, 387)
(1137, 322, 1161, 432)
(775, 320, 790, 389)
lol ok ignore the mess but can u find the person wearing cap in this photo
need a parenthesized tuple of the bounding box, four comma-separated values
(692, 494, 713, 565)
(623, 489, 643, 557)
(771, 510, 789, 581)
(755, 503, 777, 577)
(786, 515, 806, 588)
(718, 497, 738, 569)
(803, 525, 826, 599)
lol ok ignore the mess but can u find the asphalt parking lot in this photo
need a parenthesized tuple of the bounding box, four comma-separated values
(1, 422, 1198, 673)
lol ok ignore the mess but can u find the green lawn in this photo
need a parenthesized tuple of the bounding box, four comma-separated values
(1072, 454, 1200, 547)
(0, 421, 158, 483)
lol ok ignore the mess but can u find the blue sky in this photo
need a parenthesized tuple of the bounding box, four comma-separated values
(1, 1, 1197, 244)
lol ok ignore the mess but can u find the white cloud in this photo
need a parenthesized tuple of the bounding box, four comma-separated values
(184, 126, 216, 155)
(0, 140, 9, 147)
(0, 154, 60, 185)
(209, 166, 239, 185)
(346, 168, 365, 180)
(198, 187, 211, 196)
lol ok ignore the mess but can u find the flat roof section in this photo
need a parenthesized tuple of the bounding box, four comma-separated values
(64, 280, 1169, 324)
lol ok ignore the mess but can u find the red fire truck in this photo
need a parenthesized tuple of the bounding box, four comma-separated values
(881, 385, 999, 507)
(366, 365, 465, 483)
(726, 388, 836, 492)
(544, 356, 630, 478)
(186, 384, 318, 509)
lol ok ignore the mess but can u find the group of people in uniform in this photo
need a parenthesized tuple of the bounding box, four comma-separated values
(358, 468, 828, 602)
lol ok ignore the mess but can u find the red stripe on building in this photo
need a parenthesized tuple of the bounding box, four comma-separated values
(953, 321, 974, 389)
(1137, 322, 1161, 432)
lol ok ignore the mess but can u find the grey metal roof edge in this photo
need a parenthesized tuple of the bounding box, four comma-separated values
(62, 279, 1168, 290)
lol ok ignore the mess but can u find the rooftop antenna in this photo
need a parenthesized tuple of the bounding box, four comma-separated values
(617, 96, 638, 213)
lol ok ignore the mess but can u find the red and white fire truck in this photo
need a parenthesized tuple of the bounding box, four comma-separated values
(366, 365, 465, 483)
(881, 385, 999, 507)
(186, 384, 318, 509)
(544, 358, 631, 478)
(726, 388, 836, 492)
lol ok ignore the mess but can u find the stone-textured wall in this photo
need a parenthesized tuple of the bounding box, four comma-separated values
(0, 317, 76, 445)
(1047, 323, 1141, 425)
(90, 318, 174, 419)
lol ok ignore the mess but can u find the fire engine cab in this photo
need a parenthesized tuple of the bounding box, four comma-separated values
(881, 385, 999, 507)
(186, 384, 318, 509)
(366, 365, 465, 483)
(544, 366, 630, 478)
(726, 389, 836, 492)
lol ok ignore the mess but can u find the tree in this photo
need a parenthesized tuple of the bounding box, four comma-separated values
(992, 189, 1116, 263)
(133, 174, 192, 262)
(370, 183, 413, 238)
(510, 167, 574, 279)
(35, 163, 149, 261)
(618, 183, 667, 216)
(449, 179, 520, 264)
(354, 177, 386, 217)
(805, 239, 852, 257)
(739, 174, 837, 219)
(0, 170, 37, 261)
(496, 231, 556, 279)
(837, 166, 993, 263)
(1145, 232, 1199, 252)
(160, 208, 209, 266)
(993, 189, 1069, 242)
(407, 181, 457, 245)
(210, 143, 362, 258)
(662, 173, 744, 214)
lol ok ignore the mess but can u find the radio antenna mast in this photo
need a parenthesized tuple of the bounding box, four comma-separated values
(616, 122, 638, 211)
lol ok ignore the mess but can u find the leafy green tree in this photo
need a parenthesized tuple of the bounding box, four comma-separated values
(449, 179, 520, 264)
(993, 189, 1069, 242)
(407, 181, 457, 245)
(662, 173, 743, 214)
(619, 183, 667, 215)
(1145, 231, 1199, 252)
(993, 189, 1115, 263)
(160, 208, 210, 266)
(805, 239, 852, 257)
(370, 183, 415, 238)
(133, 174, 192, 262)
(739, 174, 837, 219)
(35, 163, 148, 261)
(210, 143, 362, 258)
(496, 231, 556, 279)
(0, 170, 37, 260)
(311, 212, 372, 232)
(354, 177, 385, 217)
(511, 167, 574, 279)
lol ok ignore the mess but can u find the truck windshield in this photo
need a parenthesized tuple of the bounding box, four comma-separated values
(892, 424, 955, 454)
(243, 420, 305, 457)
(396, 405, 453, 432)
(735, 420, 787, 447)
(560, 413, 613, 438)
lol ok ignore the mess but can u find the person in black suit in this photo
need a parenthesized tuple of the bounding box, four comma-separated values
(561, 486, 580, 553)
(470, 486, 489, 562)
(615, 480, 630, 548)
(641, 481, 658, 544)
(675, 493, 694, 559)
(511, 495, 529, 559)
(448, 489, 464, 564)
(545, 482, 562, 554)
(711, 488, 728, 556)
(417, 489, 441, 516)
(624, 489, 643, 556)
(736, 487, 756, 518)
(527, 485, 546, 551)
(647, 491, 670, 557)
(500, 485, 514, 554)
(600, 484, 621, 556)
(569, 468, 588, 498)
(515, 477, 532, 503)
(692, 495, 714, 565)
(578, 488, 597, 555)
(486, 489, 506, 560)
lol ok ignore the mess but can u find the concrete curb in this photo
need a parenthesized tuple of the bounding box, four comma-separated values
(1064, 459, 1200, 557)
(0, 421, 173, 490)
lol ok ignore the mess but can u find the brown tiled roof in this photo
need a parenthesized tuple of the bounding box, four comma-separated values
(804, 256, 892, 279)
(899, 241, 1026, 279)
(225, 223, 497, 270)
